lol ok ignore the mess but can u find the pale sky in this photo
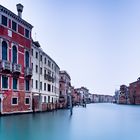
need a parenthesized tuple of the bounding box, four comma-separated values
(1, 0, 140, 95)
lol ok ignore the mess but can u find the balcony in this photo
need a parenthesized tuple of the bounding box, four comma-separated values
(44, 74, 54, 82)
(0, 60, 12, 72)
(25, 67, 32, 77)
(13, 63, 21, 74)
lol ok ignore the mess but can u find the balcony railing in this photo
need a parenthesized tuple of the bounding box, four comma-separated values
(13, 63, 21, 74)
(25, 67, 32, 77)
(0, 60, 12, 72)
(44, 74, 55, 82)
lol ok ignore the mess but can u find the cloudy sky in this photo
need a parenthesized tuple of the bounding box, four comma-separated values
(1, 0, 140, 95)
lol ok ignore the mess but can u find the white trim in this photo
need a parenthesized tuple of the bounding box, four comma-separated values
(24, 50, 30, 67)
(11, 43, 18, 64)
(12, 77, 19, 91)
(25, 79, 30, 92)
(1, 75, 9, 90)
(1, 14, 8, 28)
(11, 97, 18, 106)
(1, 110, 33, 115)
(25, 97, 30, 105)
(11, 20, 17, 32)
(1, 39, 9, 61)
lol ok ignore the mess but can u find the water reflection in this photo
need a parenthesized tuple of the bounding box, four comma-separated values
(0, 104, 140, 140)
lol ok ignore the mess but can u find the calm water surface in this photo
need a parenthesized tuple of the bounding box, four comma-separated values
(0, 103, 140, 140)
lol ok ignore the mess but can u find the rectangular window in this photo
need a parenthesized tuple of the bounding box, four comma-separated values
(31, 63, 33, 70)
(12, 21, 17, 31)
(40, 55, 42, 61)
(25, 80, 30, 91)
(25, 29, 29, 38)
(44, 83, 46, 91)
(44, 96, 46, 102)
(44, 57, 47, 64)
(44, 69, 46, 75)
(36, 52, 38, 59)
(36, 80, 38, 89)
(12, 97, 18, 105)
(25, 97, 30, 105)
(31, 49, 33, 56)
(2, 15, 7, 26)
(48, 84, 51, 92)
(40, 82, 42, 90)
(18, 24, 24, 35)
(13, 78, 18, 90)
(2, 76, 8, 89)
(52, 85, 53, 92)
(32, 79, 33, 88)
(40, 67, 42, 74)
(48, 96, 50, 103)
(36, 65, 38, 73)
(48, 60, 51, 67)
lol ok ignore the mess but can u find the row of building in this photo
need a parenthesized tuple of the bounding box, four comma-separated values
(0, 4, 99, 115)
(114, 77, 140, 104)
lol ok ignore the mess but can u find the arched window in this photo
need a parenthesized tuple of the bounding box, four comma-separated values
(12, 45, 17, 63)
(2, 41, 8, 60)
(25, 51, 29, 67)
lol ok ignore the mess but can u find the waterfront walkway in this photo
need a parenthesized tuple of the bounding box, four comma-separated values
(0, 103, 140, 140)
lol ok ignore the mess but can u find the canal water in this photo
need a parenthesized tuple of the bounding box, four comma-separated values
(0, 103, 140, 140)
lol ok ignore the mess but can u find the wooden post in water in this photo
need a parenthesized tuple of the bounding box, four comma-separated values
(68, 89, 73, 115)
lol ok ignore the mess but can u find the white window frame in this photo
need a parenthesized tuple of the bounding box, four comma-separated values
(12, 77, 19, 91)
(12, 20, 17, 32)
(1, 75, 9, 90)
(1, 14, 8, 27)
(1, 39, 9, 61)
(11, 97, 18, 105)
(25, 97, 30, 105)
(11, 43, 18, 64)
(25, 79, 30, 92)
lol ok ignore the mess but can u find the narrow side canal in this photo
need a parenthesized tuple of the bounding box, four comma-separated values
(0, 103, 140, 140)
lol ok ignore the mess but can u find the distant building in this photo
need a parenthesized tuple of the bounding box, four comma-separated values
(0, 4, 33, 114)
(129, 78, 140, 105)
(119, 85, 129, 104)
(59, 70, 71, 108)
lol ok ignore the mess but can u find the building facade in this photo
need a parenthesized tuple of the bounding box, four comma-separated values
(118, 85, 129, 104)
(129, 78, 140, 105)
(0, 4, 33, 114)
(31, 41, 60, 112)
(59, 71, 71, 108)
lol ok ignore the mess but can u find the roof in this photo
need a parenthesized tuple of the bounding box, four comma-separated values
(59, 70, 71, 80)
(32, 40, 60, 69)
(0, 4, 33, 29)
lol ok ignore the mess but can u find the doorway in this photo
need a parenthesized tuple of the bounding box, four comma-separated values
(0, 98, 1, 114)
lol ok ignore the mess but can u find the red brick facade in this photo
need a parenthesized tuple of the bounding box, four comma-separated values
(0, 4, 33, 114)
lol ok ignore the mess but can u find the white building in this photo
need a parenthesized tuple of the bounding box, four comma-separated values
(31, 41, 60, 111)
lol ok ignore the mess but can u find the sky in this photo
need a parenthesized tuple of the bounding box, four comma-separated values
(1, 0, 140, 95)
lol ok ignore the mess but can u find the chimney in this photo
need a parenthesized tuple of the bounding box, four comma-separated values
(16, 3, 24, 18)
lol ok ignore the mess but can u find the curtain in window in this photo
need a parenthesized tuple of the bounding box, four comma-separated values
(12, 46, 17, 63)
(2, 41, 7, 60)
(25, 51, 29, 67)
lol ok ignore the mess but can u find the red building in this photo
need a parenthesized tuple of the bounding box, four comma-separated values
(0, 4, 33, 114)
(59, 70, 71, 108)
(129, 78, 140, 105)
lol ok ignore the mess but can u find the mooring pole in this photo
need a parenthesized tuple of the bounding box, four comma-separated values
(68, 89, 73, 115)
